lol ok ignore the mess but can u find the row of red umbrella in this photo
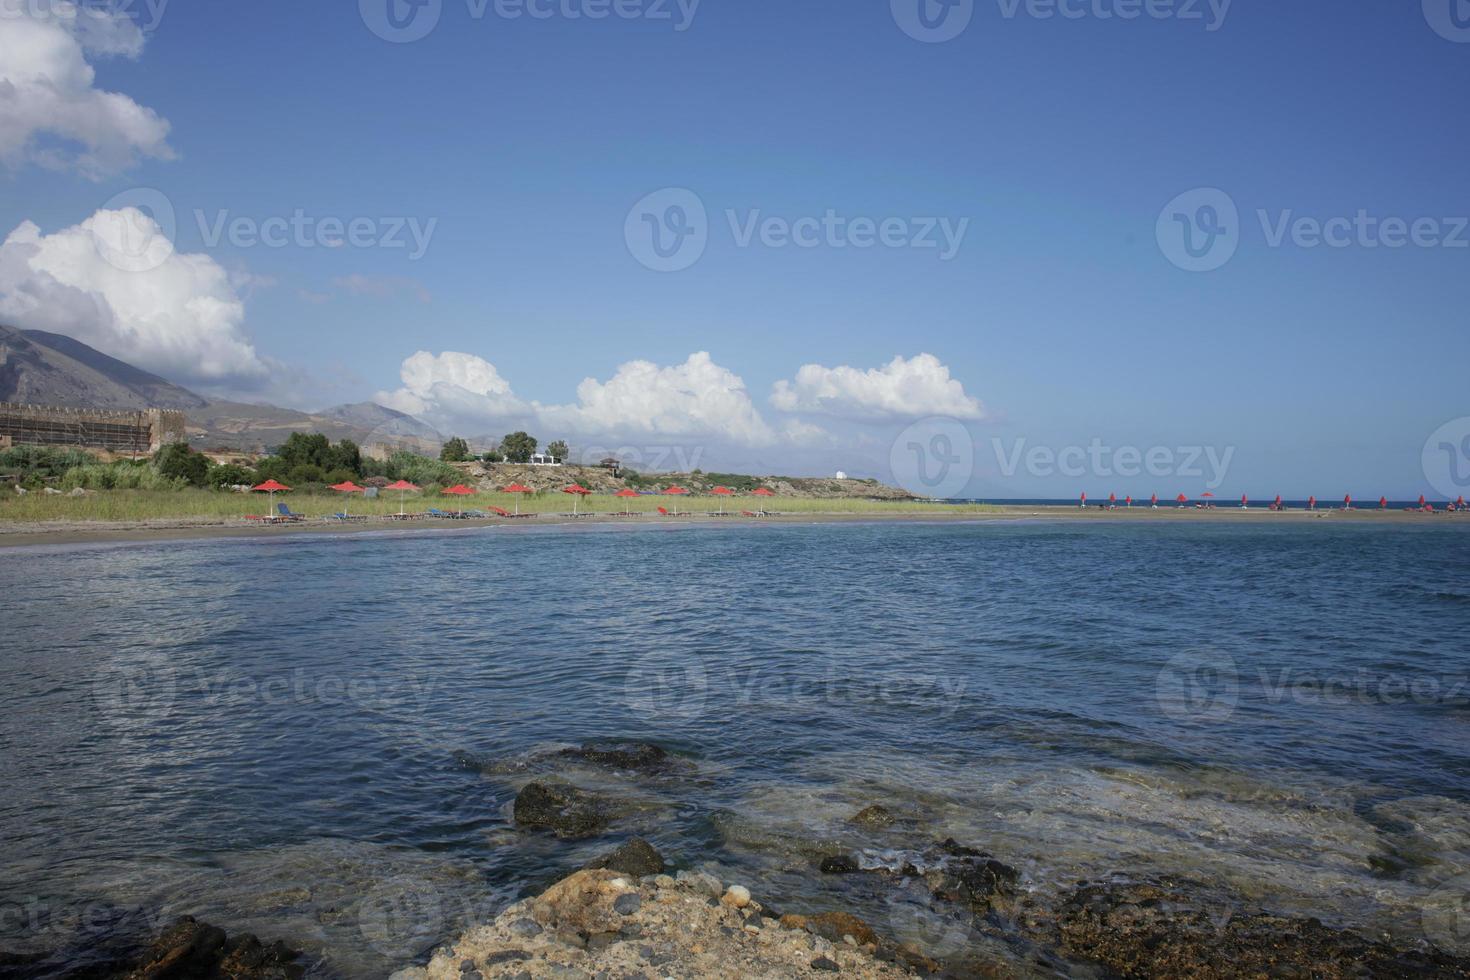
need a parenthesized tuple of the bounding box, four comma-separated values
(1079, 491, 1466, 512)
(249, 479, 777, 518)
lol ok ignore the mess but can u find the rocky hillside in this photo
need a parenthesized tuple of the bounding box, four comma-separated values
(0, 325, 207, 410)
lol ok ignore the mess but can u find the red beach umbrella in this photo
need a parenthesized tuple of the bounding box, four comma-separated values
(1241, 494, 1249, 508)
(1125, 495, 1133, 508)
(1176, 493, 1188, 508)
(1343, 494, 1352, 510)
(711, 486, 735, 514)
(1379, 496, 1388, 510)
(1273, 494, 1283, 510)
(1458, 495, 1467, 509)
(1418, 494, 1427, 511)
(614, 487, 639, 514)
(663, 486, 689, 495)
(1150, 493, 1158, 508)
(252, 479, 291, 516)
(1201, 492, 1215, 508)
(330, 480, 364, 517)
(1308, 496, 1317, 511)
(442, 484, 475, 516)
(1080, 492, 1087, 508)
(562, 484, 592, 516)
(1108, 493, 1116, 508)
(751, 488, 775, 497)
(384, 479, 421, 517)
(503, 482, 534, 516)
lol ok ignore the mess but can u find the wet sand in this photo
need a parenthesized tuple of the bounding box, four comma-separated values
(0, 505, 1454, 550)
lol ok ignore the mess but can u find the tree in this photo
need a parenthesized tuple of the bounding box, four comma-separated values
(207, 462, 256, 488)
(500, 431, 537, 464)
(482, 450, 504, 463)
(441, 437, 471, 462)
(546, 440, 569, 463)
(155, 442, 209, 487)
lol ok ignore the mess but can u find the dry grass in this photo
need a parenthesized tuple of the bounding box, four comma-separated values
(0, 488, 997, 524)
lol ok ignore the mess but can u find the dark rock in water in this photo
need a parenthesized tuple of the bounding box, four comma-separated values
(115, 916, 302, 979)
(513, 782, 609, 838)
(1048, 878, 1470, 979)
(918, 840, 1019, 914)
(586, 838, 665, 877)
(820, 854, 860, 874)
(850, 805, 896, 829)
(613, 894, 642, 916)
(556, 742, 671, 773)
(811, 955, 841, 971)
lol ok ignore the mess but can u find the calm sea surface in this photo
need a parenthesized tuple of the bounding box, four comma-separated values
(2, 519, 1469, 976)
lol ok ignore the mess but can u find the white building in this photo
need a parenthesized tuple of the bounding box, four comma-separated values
(528, 452, 563, 467)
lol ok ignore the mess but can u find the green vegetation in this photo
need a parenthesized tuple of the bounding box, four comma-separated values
(546, 439, 569, 462)
(440, 437, 471, 462)
(499, 431, 537, 464)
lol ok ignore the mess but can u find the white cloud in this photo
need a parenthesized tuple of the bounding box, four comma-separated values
(771, 353, 984, 420)
(376, 350, 792, 448)
(375, 351, 531, 423)
(541, 352, 777, 447)
(0, 209, 266, 385)
(0, 2, 173, 176)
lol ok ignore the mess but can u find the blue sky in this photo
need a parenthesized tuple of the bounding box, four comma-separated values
(2, 0, 1467, 497)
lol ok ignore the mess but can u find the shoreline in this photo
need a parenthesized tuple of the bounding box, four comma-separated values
(0, 504, 1462, 550)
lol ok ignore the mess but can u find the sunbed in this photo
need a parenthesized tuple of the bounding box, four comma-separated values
(276, 503, 307, 522)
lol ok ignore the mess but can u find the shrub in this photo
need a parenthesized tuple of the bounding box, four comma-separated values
(154, 443, 209, 487)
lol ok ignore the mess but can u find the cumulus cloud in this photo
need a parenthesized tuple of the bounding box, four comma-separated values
(0, 209, 267, 385)
(376, 350, 791, 448)
(375, 351, 531, 423)
(0, 2, 173, 176)
(771, 353, 983, 420)
(540, 352, 778, 447)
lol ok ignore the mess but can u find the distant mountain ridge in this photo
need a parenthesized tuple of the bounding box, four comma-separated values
(0, 325, 439, 452)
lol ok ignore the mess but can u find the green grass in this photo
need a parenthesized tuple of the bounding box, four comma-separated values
(0, 488, 998, 524)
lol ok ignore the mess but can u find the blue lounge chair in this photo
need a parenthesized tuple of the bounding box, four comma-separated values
(277, 502, 306, 522)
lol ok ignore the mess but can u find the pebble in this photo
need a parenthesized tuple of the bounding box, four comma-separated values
(614, 893, 642, 916)
(812, 956, 841, 972)
(675, 870, 724, 899)
(722, 885, 751, 908)
(508, 918, 542, 938)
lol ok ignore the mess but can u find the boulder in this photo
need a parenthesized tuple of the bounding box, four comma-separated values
(530, 870, 639, 936)
(556, 742, 672, 773)
(850, 805, 896, 829)
(513, 782, 608, 838)
(122, 916, 303, 979)
(586, 838, 665, 877)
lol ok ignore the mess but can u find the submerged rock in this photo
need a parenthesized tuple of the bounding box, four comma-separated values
(851, 804, 896, 829)
(555, 742, 673, 774)
(585, 837, 665, 877)
(512, 782, 608, 838)
(123, 916, 303, 979)
(1047, 877, 1470, 979)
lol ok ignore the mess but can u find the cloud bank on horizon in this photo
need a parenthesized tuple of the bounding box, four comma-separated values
(374, 349, 980, 453)
(0, 2, 173, 177)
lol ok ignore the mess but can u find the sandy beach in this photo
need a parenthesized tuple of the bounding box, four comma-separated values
(0, 504, 1455, 550)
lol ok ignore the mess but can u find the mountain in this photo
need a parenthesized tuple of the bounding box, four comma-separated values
(0, 325, 437, 453)
(0, 325, 208, 410)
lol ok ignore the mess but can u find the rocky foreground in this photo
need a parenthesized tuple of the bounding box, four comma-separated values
(393, 867, 917, 980)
